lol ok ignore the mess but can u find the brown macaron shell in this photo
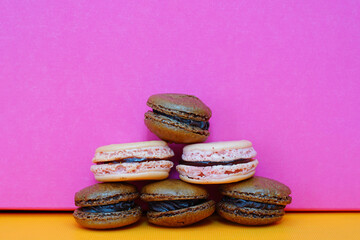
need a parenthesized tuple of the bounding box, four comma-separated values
(73, 206, 142, 229)
(144, 111, 209, 143)
(141, 179, 209, 201)
(145, 93, 211, 144)
(147, 200, 215, 227)
(73, 183, 141, 229)
(219, 177, 292, 206)
(141, 179, 215, 227)
(75, 183, 139, 207)
(147, 93, 212, 121)
(217, 202, 283, 225)
(217, 177, 292, 225)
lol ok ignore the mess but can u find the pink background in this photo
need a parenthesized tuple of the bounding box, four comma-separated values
(1, 1, 360, 210)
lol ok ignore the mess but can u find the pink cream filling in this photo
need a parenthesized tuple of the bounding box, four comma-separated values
(182, 147, 257, 162)
(90, 160, 174, 175)
(176, 159, 258, 180)
(93, 147, 174, 163)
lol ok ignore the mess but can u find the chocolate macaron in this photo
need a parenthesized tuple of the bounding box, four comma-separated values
(141, 179, 215, 227)
(144, 93, 212, 143)
(177, 140, 258, 184)
(91, 141, 174, 182)
(73, 183, 142, 229)
(217, 176, 292, 225)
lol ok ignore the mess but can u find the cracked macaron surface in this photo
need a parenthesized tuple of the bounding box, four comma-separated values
(217, 176, 292, 225)
(91, 141, 174, 182)
(141, 179, 215, 227)
(177, 140, 258, 184)
(144, 93, 212, 144)
(73, 183, 142, 229)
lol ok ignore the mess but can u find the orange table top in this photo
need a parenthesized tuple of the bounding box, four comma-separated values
(1, 212, 359, 240)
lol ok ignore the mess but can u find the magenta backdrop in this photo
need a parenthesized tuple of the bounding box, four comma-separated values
(1, 1, 360, 210)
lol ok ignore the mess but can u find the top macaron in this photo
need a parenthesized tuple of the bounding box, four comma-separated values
(144, 93, 212, 144)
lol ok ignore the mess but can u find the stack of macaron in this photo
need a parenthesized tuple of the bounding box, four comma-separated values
(73, 93, 291, 229)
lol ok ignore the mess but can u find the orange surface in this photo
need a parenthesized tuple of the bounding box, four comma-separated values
(1, 213, 359, 240)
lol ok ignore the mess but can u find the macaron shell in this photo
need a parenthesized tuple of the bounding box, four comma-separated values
(179, 170, 255, 184)
(93, 170, 172, 182)
(145, 112, 208, 143)
(147, 93, 212, 121)
(219, 176, 292, 205)
(216, 201, 284, 225)
(91, 160, 173, 179)
(93, 142, 174, 163)
(73, 206, 142, 229)
(141, 179, 208, 201)
(75, 183, 139, 207)
(147, 200, 215, 227)
(183, 140, 253, 152)
(176, 160, 258, 184)
(182, 141, 256, 162)
(95, 141, 170, 153)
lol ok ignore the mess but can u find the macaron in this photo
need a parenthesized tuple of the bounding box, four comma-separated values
(144, 93, 212, 144)
(91, 141, 174, 182)
(177, 140, 258, 184)
(217, 176, 292, 225)
(73, 183, 142, 229)
(141, 179, 215, 227)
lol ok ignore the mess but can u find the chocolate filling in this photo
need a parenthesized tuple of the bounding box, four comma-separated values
(96, 158, 168, 165)
(179, 158, 254, 167)
(223, 196, 285, 210)
(148, 199, 206, 212)
(153, 110, 209, 130)
(81, 201, 135, 213)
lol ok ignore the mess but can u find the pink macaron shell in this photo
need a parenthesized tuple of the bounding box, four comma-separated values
(176, 159, 258, 180)
(182, 147, 256, 162)
(90, 160, 174, 176)
(93, 146, 174, 162)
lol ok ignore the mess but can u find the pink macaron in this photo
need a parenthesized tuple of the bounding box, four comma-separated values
(91, 141, 174, 182)
(176, 140, 258, 184)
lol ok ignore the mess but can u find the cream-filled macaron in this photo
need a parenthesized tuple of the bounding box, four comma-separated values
(73, 183, 142, 229)
(176, 140, 258, 184)
(91, 141, 174, 182)
(141, 179, 215, 227)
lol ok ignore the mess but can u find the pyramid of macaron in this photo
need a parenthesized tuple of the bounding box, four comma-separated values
(73, 93, 291, 229)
